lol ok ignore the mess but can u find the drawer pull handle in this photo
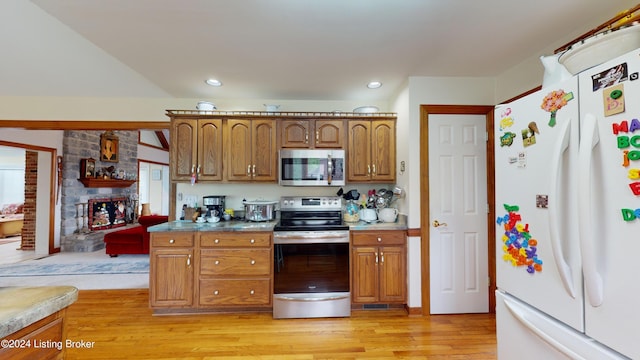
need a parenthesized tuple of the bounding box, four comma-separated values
(214, 290, 219, 295)
(215, 260, 220, 265)
(250, 239, 255, 244)
(250, 290, 255, 295)
(187, 254, 191, 267)
(169, 239, 175, 244)
(377, 237, 382, 242)
(250, 260, 256, 265)
(214, 239, 219, 244)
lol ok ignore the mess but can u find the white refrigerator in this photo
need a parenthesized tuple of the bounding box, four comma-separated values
(495, 48, 640, 359)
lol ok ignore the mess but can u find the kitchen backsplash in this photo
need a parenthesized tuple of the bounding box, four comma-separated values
(175, 182, 404, 216)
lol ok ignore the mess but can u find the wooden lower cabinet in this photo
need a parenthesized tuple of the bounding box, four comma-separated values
(150, 231, 273, 313)
(351, 230, 407, 304)
(0, 311, 66, 360)
(149, 232, 195, 309)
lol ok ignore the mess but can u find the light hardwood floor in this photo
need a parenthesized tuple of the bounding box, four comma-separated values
(65, 289, 496, 359)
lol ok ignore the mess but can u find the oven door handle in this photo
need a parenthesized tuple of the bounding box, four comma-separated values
(275, 294, 350, 302)
(327, 154, 332, 185)
(273, 233, 349, 244)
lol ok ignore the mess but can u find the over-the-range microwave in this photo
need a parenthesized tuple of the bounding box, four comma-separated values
(279, 149, 345, 186)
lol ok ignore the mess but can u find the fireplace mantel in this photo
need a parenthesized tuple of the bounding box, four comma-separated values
(78, 178, 136, 188)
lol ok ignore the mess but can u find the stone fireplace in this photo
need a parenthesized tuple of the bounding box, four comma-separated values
(60, 130, 138, 252)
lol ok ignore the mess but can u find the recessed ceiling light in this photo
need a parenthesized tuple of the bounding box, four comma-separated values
(205, 79, 223, 87)
(367, 81, 382, 89)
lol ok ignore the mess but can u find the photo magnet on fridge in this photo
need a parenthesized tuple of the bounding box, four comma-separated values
(603, 83, 625, 117)
(592, 62, 628, 91)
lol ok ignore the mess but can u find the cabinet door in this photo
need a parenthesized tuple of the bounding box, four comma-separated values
(371, 120, 396, 182)
(347, 120, 372, 182)
(225, 119, 252, 180)
(280, 119, 311, 148)
(351, 246, 379, 303)
(251, 119, 277, 181)
(379, 246, 406, 303)
(315, 119, 344, 148)
(150, 248, 194, 307)
(170, 118, 198, 181)
(197, 119, 223, 180)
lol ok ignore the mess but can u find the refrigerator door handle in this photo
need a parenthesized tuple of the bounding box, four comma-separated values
(502, 295, 587, 360)
(578, 113, 604, 307)
(548, 117, 576, 299)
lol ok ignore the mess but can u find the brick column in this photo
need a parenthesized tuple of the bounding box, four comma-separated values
(19, 151, 37, 250)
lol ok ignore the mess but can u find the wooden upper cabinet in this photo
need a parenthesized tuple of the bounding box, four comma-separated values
(170, 118, 223, 182)
(347, 119, 395, 183)
(347, 120, 372, 182)
(225, 119, 277, 182)
(315, 119, 344, 148)
(371, 120, 395, 182)
(225, 119, 252, 181)
(280, 119, 344, 149)
(252, 119, 277, 181)
(280, 120, 311, 148)
(170, 118, 198, 181)
(197, 119, 223, 181)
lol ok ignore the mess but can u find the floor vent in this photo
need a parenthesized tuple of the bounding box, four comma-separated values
(363, 304, 389, 310)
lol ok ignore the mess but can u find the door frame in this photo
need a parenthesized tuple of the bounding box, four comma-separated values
(0, 140, 58, 254)
(419, 105, 496, 314)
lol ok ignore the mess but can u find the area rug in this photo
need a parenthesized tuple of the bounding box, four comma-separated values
(0, 259, 149, 276)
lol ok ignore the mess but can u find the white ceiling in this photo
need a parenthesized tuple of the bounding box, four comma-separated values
(4, 1, 638, 102)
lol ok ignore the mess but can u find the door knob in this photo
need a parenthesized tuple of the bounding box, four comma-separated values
(432, 220, 448, 227)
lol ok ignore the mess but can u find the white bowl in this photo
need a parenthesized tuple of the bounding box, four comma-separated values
(559, 25, 640, 75)
(353, 106, 379, 113)
(197, 101, 216, 111)
(207, 217, 220, 223)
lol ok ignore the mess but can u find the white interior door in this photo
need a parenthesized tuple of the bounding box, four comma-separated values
(429, 114, 488, 314)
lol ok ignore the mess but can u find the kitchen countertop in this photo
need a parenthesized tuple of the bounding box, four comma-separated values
(147, 219, 278, 232)
(148, 214, 408, 233)
(347, 214, 408, 231)
(0, 286, 78, 338)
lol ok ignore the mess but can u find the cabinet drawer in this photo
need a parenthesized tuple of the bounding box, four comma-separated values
(200, 249, 271, 276)
(151, 233, 194, 247)
(351, 231, 406, 246)
(200, 232, 271, 247)
(199, 279, 271, 306)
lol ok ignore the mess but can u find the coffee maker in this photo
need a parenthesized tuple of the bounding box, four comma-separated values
(203, 195, 225, 219)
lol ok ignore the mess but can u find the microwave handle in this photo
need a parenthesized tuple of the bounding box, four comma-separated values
(327, 154, 332, 185)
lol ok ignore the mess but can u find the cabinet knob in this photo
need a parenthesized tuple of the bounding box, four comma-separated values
(215, 260, 220, 265)
(250, 239, 255, 244)
(169, 239, 175, 244)
(377, 237, 382, 242)
(214, 290, 219, 295)
(214, 239, 219, 244)
(250, 290, 255, 295)
(250, 259, 256, 265)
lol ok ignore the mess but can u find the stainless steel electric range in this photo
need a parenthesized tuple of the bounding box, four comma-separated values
(272, 196, 350, 319)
